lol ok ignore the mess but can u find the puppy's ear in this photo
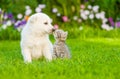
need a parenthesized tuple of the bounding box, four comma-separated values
(29, 16, 38, 23)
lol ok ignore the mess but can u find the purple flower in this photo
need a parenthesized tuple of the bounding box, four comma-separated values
(3, 13, 8, 19)
(14, 20, 27, 28)
(8, 13, 13, 19)
(108, 17, 112, 21)
(14, 20, 21, 28)
(115, 22, 120, 27)
(108, 17, 114, 26)
(20, 20, 27, 25)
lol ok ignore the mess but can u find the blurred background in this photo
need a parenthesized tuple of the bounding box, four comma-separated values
(0, 0, 120, 40)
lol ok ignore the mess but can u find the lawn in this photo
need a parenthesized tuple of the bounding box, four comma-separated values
(0, 38, 120, 79)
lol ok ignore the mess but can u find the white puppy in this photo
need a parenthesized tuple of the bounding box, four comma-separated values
(20, 13, 55, 63)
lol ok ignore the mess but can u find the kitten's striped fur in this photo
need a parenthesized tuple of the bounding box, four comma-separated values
(53, 29, 71, 59)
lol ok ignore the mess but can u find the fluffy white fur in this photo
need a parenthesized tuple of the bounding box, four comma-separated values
(20, 13, 54, 63)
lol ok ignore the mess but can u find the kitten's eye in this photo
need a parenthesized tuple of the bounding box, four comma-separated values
(44, 22, 48, 25)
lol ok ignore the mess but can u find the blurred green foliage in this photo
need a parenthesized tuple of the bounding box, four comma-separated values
(1, 24, 120, 40)
(0, 0, 120, 20)
(94, 0, 120, 20)
(0, 0, 38, 15)
(0, 0, 120, 40)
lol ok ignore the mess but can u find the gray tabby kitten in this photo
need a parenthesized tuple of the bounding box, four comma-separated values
(53, 29, 71, 59)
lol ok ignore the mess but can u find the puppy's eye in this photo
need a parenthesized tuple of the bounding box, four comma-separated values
(44, 22, 48, 25)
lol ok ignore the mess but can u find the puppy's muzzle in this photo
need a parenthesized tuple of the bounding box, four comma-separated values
(52, 28, 56, 32)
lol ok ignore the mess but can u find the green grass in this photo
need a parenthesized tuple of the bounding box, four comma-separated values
(0, 38, 120, 79)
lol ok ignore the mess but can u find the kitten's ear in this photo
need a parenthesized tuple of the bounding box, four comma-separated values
(65, 31, 68, 36)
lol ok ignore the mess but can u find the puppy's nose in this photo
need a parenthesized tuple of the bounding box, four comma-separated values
(52, 28, 56, 32)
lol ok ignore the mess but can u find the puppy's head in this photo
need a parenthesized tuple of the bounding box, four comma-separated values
(28, 13, 55, 34)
